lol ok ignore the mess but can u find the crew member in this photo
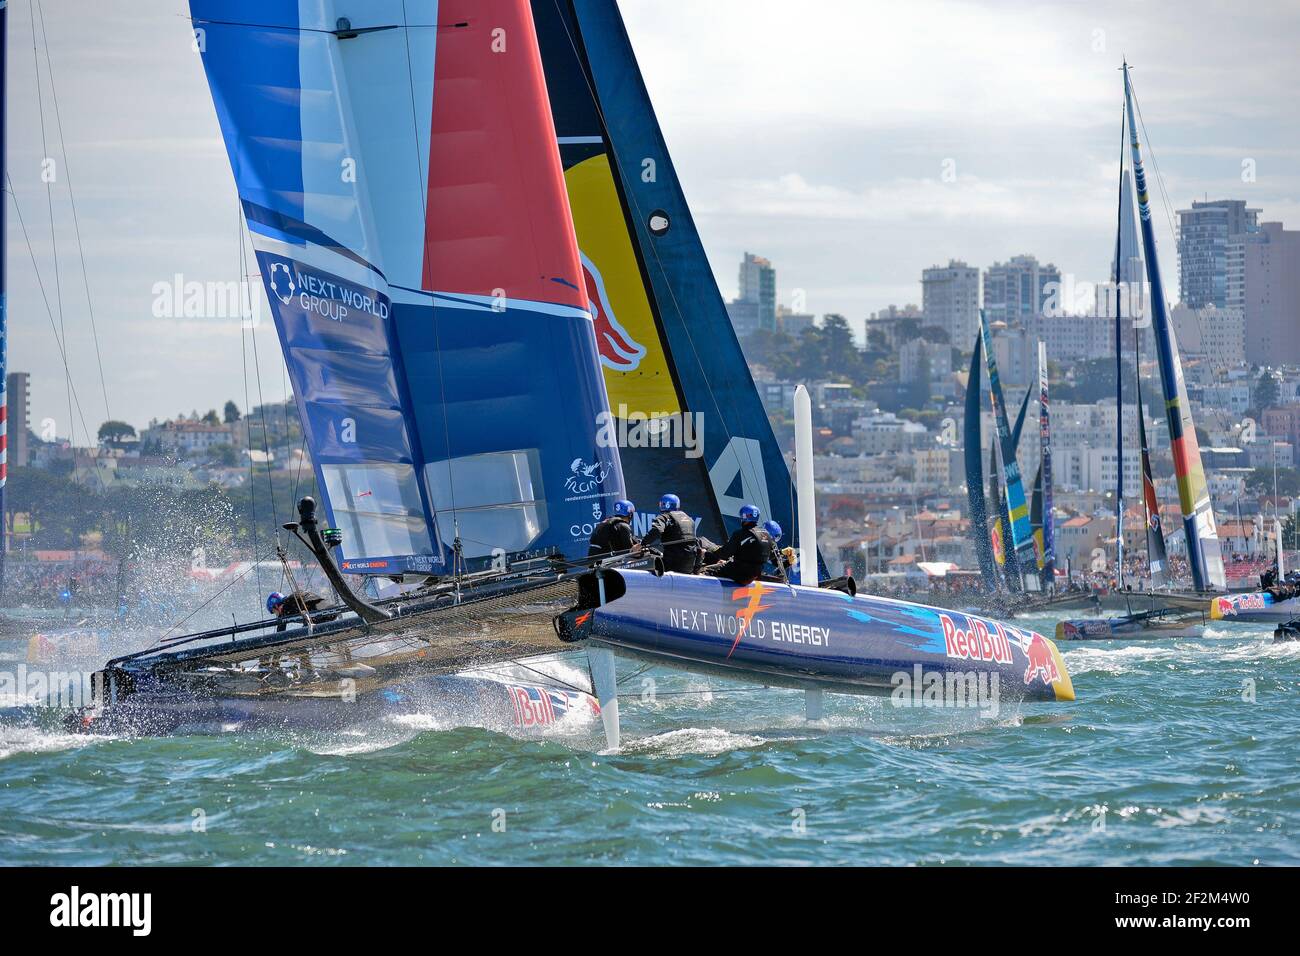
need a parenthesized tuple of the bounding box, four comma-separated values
(702, 504, 774, 585)
(761, 519, 796, 582)
(636, 493, 700, 573)
(266, 590, 332, 632)
(588, 499, 638, 559)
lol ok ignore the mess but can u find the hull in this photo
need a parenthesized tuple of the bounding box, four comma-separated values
(571, 570, 1074, 703)
(69, 673, 598, 738)
(1056, 609, 1207, 641)
(1209, 591, 1300, 624)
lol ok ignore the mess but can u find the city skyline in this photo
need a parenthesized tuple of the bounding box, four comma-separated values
(6, 0, 1299, 433)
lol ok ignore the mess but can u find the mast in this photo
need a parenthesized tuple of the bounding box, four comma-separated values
(1112, 106, 1126, 589)
(1122, 62, 1226, 591)
(1038, 341, 1055, 589)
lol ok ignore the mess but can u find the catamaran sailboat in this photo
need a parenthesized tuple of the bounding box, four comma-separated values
(71, 0, 1074, 744)
(1057, 62, 1226, 640)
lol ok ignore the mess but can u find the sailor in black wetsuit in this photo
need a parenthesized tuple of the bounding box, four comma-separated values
(588, 499, 638, 559)
(266, 590, 334, 632)
(635, 493, 700, 573)
(702, 504, 775, 586)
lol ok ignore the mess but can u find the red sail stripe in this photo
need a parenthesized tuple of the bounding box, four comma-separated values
(423, 0, 585, 309)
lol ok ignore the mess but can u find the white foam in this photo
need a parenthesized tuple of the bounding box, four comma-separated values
(619, 727, 766, 757)
(0, 724, 102, 761)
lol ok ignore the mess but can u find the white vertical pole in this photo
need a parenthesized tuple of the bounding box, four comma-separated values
(587, 646, 620, 751)
(794, 385, 819, 588)
(1276, 517, 1285, 580)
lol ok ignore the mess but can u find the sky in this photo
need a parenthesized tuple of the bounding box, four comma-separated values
(6, 0, 1300, 439)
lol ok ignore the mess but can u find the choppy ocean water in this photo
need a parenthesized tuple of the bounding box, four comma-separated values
(1, 614, 1295, 866)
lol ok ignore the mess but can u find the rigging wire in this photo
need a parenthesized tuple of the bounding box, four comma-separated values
(33, 0, 113, 426)
(403, 0, 462, 584)
(238, 205, 281, 545)
(5, 174, 106, 493)
(28, 0, 73, 449)
(1128, 69, 1210, 347)
(237, 204, 264, 598)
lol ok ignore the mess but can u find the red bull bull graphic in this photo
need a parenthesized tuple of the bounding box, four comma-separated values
(569, 569, 1074, 703)
(582, 253, 646, 371)
(563, 155, 680, 415)
(1021, 633, 1061, 686)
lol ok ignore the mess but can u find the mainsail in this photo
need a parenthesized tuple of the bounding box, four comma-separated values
(532, 0, 800, 549)
(979, 309, 1034, 585)
(190, 0, 624, 575)
(1136, 367, 1169, 585)
(1122, 63, 1225, 590)
(964, 334, 996, 587)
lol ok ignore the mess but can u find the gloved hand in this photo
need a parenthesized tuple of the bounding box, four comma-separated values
(782, 547, 796, 563)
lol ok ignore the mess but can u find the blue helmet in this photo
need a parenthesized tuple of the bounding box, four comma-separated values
(739, 503, 761, 524)
(266, 591, 285, 614)
(613, 499, 635, 518)
(763, 519, 783, 541)
(658, 493, 680, 511)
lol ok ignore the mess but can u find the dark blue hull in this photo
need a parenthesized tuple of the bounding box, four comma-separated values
(572, 570, 1074, 703)
(69, 673, 598, 738)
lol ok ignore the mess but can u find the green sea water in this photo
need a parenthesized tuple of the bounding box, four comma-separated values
(1, 615, 1295, 866)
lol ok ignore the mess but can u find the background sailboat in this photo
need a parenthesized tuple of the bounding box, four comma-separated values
(1122, 62, 1225, 593)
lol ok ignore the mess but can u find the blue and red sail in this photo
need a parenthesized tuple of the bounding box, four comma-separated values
(191, 0, 624, 573)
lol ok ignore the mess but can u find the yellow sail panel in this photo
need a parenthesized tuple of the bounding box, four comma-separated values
(565, 154, 681, 416)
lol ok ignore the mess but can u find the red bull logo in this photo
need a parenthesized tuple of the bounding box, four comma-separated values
(506, 684, 600, 728)
(582, 253, 646, 371)
(939, 613, 1013, 665)
(1022, 633, 1060, 686)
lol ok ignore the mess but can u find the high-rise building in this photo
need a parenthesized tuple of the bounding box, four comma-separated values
(6, 372, 30, 469)
(726, 299, 761, 339)
(737, 252, 776, 333)
(921, 260, 980, 350)
(1170, 304, 1246, 366)
(982, 254, 1060, 327)
(1227, 221, 1300, 365)
(1177, 199, 1260, 308)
